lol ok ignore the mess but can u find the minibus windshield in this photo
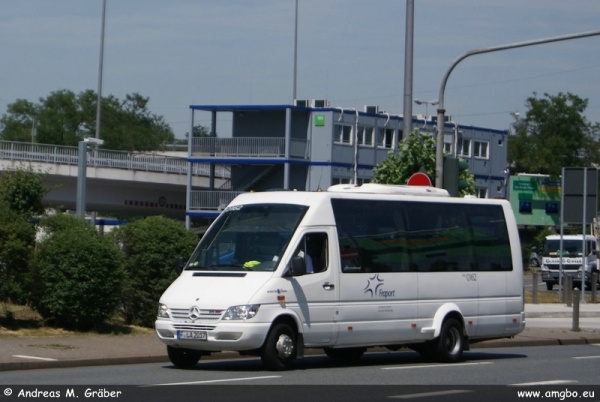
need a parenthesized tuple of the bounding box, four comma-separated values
(186, 203, 308, 272)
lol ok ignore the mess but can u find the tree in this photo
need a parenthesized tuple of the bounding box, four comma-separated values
(0, 99, 38, 142)
(0, 166, 46, 303)
(508, 92, 600, 177)
(0, 165, 49, 219)
(373, 128, 436, 185)
(0, 200, 36, 304)
(101, 93, 175, 151)
(372, 128, 475, 196)
(111, 216, 198, 327)
(28, 214, 125, 330)
(0, 90, 175, 151)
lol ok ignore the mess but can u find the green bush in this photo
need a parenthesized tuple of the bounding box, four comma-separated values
(0, 165, 49, 219)
(112, 216, 198, 327)
(0, 201, 36, 304)
(28, 214, 125, 330)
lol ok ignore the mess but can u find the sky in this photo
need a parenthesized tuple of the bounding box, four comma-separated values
(1, 0, 600, 140)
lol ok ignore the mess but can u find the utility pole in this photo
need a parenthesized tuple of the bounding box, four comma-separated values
(402, 0, 414, 140)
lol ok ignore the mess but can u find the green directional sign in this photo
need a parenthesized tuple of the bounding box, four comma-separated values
(509, 176, 561, 226)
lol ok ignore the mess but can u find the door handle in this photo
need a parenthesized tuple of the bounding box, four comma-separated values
(323, 282, 334, 290)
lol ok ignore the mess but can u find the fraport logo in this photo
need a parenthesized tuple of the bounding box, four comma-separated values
(364, 274, 396, 298)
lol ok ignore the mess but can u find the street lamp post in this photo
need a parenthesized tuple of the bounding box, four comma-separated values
(414, 99, 439, 124)
(434, 29, 600, 189)
(76, 138, 104, 220)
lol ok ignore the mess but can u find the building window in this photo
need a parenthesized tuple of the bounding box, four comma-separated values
(458, 138, 471, 157)
(476, 188, 488, 198)
(333, 177, 351, 184)
(378, 128, 394, 149)
(335, 125, 353, 145)
(443, 142, 453, 155)
(357, 126, 374, 146)
(474, 141, 489, 159)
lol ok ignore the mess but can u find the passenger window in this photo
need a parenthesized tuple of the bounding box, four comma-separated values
(331, 199, 512, 273)
(295, 233, 328, 274)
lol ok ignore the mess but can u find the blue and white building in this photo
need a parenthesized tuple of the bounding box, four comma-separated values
(185, 101, 510, 225)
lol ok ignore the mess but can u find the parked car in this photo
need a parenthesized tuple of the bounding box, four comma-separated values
(530, 246, 540, 267)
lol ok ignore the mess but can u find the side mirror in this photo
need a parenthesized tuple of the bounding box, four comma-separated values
(290, 255, 307, 277)
(174, 256, 185, 275)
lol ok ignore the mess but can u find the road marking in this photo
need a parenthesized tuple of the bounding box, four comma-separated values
(510, 380, 578, 386)
(573, 355, 600, 359)
(389, 390, 473, 399)
(382, 362, 492, 370)
(13, 355, 58, 361)
(146, 375, 281, 386)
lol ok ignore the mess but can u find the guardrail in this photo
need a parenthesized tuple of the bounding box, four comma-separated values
(0, 141, 230, 178)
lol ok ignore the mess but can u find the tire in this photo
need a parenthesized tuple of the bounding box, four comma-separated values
(546, 282, 553, 291)
(324, 347, 366, 361)
(167, 346, 202, 369)
(261, 323, 297, 371)
(530, 258, 539, 268)
(431, 318, 464, 363)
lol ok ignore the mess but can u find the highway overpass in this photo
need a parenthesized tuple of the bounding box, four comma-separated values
(0, 141, 230, 220)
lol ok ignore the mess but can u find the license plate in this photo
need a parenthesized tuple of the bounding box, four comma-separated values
(177, 331, 207, 340)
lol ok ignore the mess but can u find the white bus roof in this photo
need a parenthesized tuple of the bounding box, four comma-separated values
(327, 183, 450, 197)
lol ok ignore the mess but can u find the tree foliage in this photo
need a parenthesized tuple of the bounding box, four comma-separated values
(111, 216, 198, 327)
(0, 90, 175, 151)
(28, 214, 125, 330)
(0, 165, 49, 219)
(373, 128, 436, 185)
(0, 200, 36, 304)
(372, 128, 475, 196)
(508, 92, 600, 177)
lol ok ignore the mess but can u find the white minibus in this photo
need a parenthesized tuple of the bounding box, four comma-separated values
(155, 183, 525, 370)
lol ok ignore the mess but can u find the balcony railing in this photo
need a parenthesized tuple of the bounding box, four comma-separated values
(191, 137, 309, 159)
(189, 191, 245, 211)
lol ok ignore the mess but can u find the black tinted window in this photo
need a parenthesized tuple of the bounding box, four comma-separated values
(331, 199, 512, 273)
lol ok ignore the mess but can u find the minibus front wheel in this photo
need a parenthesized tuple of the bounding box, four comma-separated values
(261, 323, 297, 371)
(167, 346, 202, 369)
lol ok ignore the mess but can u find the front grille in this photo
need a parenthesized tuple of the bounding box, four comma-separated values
(173, 324, 216, 331)
(546, 265, 579, 271)
(170, 308, 223, 322)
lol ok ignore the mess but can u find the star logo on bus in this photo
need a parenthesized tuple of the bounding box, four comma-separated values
(364, 274, 384, 298)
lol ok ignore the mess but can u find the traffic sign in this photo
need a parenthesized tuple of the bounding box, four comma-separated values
(407, 172, 432, 186)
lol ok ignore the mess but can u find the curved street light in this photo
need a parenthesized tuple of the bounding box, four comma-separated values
(434, 29, 600, 188)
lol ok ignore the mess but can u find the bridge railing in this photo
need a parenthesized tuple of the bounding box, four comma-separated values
(0, 140, 230, 178)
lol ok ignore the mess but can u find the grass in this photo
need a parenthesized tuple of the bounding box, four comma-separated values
(0, 303, 154, 338)
(525, 291, 598, 304)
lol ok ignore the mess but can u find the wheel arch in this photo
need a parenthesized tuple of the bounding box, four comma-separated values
(430, 303, 465, 338)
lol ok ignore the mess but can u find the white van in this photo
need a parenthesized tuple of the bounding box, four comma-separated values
(155, 183, 525, 370)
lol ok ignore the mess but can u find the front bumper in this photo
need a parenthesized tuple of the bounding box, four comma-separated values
(155, 319, 270, 352)
(542, 270, 590, 284)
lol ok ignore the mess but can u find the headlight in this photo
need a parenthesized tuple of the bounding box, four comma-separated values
(157, 303, 170, 319)
(222, 304, 260, 320)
